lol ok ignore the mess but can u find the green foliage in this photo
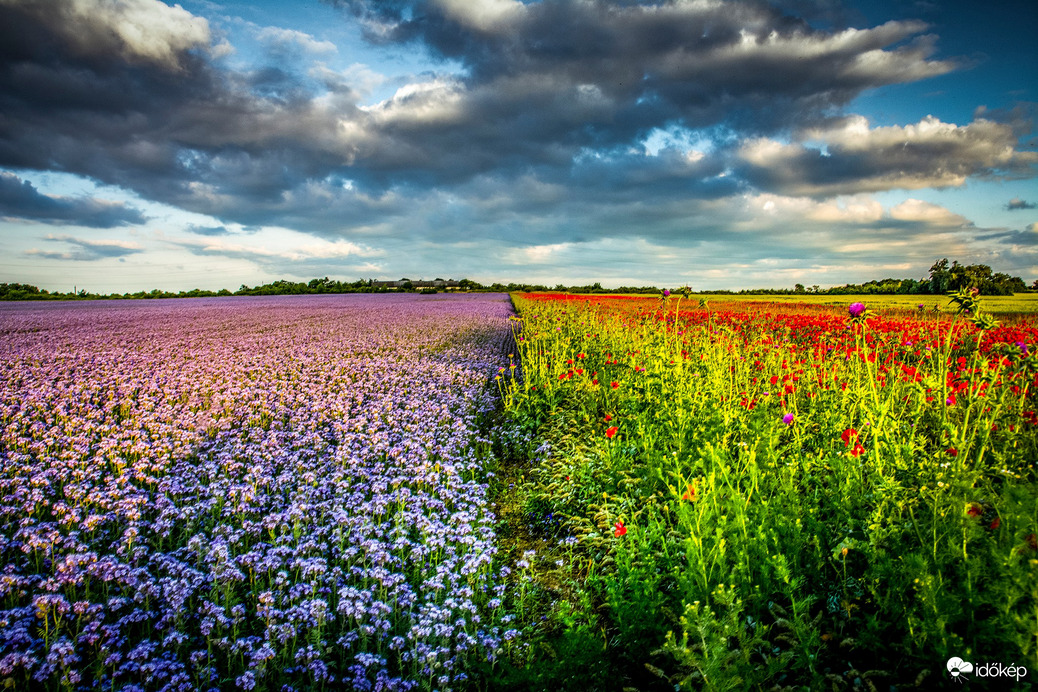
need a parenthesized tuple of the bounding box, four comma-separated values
(492, 293, 1038, 689)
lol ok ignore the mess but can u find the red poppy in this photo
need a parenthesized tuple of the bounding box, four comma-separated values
(841, 428, 858, 446)
(610, 381, 620, 389)
(849, 443, 865, 457)
(681, 484, 696, 502)
(604, 413, 613, 421)
(605, 426, 619, 438)
(967, 504, 982, 517)
(989, 517, 1000, 530)
(614, 521, 627, 537)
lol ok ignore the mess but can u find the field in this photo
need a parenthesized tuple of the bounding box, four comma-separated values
(688, 293, 1038, 317)
(0, 294, 515, 691)
(1, 291, 1036, 691)
(491, 291, 1038, 690)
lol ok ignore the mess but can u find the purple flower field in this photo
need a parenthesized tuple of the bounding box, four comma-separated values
(0, 294, 517, 691)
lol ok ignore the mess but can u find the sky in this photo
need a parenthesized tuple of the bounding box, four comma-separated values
(0, 0, 1036, 293)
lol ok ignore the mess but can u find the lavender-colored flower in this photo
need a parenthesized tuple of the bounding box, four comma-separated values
(0, 294, 515, 689)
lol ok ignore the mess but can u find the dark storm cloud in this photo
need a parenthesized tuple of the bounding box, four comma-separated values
(0, 0, 1020, 240)
(0, 171, 147, 227)
(333, 0, 953, 132)
(0, 0, 364, 219)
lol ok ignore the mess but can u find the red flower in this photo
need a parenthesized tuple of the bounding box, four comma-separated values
(849, 443, 865, 457)
(681, 484, 696, 502)
(989, 517, 1000, 530)
(967, 504, 982, 517)
(603, 413, 613, 421)
(605, 426, 619, 438)
(841, 428, 858, 447)
(614, 521, 627, 537)
(610, 381, 620, 389)
(946, 448, 958, 457)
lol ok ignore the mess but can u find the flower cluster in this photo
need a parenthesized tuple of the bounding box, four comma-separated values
(0, 294, 514, 690)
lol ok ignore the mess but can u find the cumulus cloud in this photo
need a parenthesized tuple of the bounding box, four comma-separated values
(26, 234, 144, 261)
(0, 0, 1033, 276)
(737, 115, 1038, 197)
(0, 0, 211, 70)
(0, 172, 147, 227)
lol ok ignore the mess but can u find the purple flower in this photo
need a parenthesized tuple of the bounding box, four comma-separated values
(662, 289, 671, 297)
(848, 302, 866, 318)
(782, 413, 794, 426)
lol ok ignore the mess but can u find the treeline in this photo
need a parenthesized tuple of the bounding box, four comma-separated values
(0, 277, 475, 301)
(2, 259, 1033, 301)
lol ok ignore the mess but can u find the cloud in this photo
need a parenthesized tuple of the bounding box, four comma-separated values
(255, 26, 337, 57)
(185, 224, 231, 236)
(0, 0, 211, 70)
(170, 232, 384, 265)
(0, 0, 1033, 279)
(1006, 197, 1036, 210)
(0, 171, 147, 227)
(737, 115, 1038, 196)
(25, 234, 144, 261)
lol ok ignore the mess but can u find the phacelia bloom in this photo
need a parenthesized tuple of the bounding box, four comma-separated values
(848, 302, 866, 318)
(605, 426, 619, 439)
(782, 413, 794, 426)
(614, 521, 627, 537)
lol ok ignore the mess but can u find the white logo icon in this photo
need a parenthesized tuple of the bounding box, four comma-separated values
(947, 657, 974, 681)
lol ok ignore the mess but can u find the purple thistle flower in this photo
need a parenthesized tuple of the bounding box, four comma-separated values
(782, 413, 794, 426)
(848, 302, 866, 318)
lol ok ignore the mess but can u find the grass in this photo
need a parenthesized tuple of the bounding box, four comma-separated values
(485, 291, 1038, 691)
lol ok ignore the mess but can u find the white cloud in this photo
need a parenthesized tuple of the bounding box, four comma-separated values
(889, 199, 971, 227)
(255, 26, 337, 55)
(738, 115, 1038, 196)
(433, 0, 524, 32)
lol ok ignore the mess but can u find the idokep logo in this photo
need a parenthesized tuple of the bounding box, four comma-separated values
(947, 657, 1029, 683)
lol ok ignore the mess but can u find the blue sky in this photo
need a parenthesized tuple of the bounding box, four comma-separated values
(1, 0, 1035, 292)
